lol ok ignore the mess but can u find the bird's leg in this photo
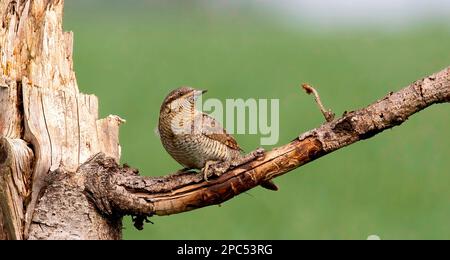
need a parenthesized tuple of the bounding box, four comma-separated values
(202, 148, 266, 181)
(202, 160, 221, 181)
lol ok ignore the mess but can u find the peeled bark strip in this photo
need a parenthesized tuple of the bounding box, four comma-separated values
(0, 137, 33, 239)
(1, 0, 123, 239)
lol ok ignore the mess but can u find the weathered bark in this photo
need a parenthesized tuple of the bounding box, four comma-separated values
(0, 0, 123, 239)
(0, 0, 449, 240)
(27, 168, 122, 240)
(0, 137, 33, 239)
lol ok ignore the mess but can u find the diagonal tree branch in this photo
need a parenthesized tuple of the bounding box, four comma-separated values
(84, 66, 449, 227)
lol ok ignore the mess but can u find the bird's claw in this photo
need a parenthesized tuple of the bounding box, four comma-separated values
(203, 169, 209, 182)
(201, 148, 266, 182)
(202, 161, 231, 181)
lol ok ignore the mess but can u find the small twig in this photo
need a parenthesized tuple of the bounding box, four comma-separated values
(302, 83, 335, 122)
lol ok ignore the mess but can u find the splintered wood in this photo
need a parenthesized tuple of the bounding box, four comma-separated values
(0, 0, 123, 239)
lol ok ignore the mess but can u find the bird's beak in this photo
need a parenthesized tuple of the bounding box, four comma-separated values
(192, 89, 206, 101)
(201, 89, 208, 94)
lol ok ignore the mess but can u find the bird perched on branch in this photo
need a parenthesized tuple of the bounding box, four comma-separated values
(158, 87, 277, 190)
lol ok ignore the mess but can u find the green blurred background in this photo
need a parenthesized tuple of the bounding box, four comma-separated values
(64, 0, 450, 239)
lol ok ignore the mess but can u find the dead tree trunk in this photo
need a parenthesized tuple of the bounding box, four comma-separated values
(0, 1, 449, 240)
(0, 0, 123, 239)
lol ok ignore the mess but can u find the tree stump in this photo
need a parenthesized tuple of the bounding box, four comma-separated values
(0, 0, 123, 240)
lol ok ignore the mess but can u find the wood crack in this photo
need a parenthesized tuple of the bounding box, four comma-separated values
(39, 91, 53, 169)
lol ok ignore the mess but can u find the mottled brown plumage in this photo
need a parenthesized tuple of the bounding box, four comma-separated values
(196, 113, 243, 152)
(158, 87, 241, 170)
(158, 87, 278, 189)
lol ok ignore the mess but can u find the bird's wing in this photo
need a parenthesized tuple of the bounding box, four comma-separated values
(195, 113, 242, 152)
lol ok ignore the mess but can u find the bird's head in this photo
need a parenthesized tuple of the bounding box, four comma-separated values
(160, 86, 207, 114)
